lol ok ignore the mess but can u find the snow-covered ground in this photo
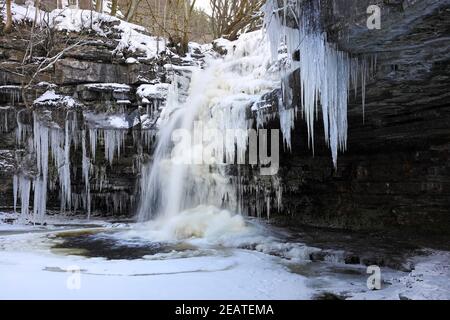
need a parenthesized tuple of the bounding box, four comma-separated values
(0, 211, 448, 300)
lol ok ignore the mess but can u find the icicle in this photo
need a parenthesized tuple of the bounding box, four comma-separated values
(264, 0, 361, 167)
(17, 175, 31, 219)
(13, 174, 18, 213)
(15, 110, 30, 146)
(279, 105, 295, 150)
(32, 113, 49, 221)
(61, 116, 72, 211)
(89, 127, 98, 162)
(82, 129, 91, 219)
(48, 114, 72, 213)
(104, 129, 126, 165)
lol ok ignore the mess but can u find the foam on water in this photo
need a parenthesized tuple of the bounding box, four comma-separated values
(131, 206, 251, 242)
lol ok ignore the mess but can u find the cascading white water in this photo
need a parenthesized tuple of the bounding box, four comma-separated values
(138, 31, 282, 223)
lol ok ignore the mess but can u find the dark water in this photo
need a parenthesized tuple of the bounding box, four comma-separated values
(53, 231, 194, 260)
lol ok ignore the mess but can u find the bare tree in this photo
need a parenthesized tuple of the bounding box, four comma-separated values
(3, 0, 13, 33)
(126, 0, 140, 21)
(111, 0, 118, 16)
(78, 0, 92, 10)
(179, 0, 197, 52)
(95, 0, 103, 12)
(1, 10, 87, 108)
(210, 0, 264, 40)
(143, 0, 197, 54)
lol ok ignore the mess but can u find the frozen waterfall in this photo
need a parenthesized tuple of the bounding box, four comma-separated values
(138, 31, 282, 221)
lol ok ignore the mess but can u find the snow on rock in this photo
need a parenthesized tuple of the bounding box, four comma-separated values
(33, 90, 79, 108)
(0, 85, 21, 90)
(125, 57, 139, 64)
(36, 82, 57, 89)
(344, 250, 450, 300)
(136, 83, 170, 100)
(116, 100, 132, 105)
(3, 4, 166, 59)
(108, 115, 130, 129)
(393, 250, 450, 300)
(84, 83, 131, 93)
(212, 37, 233, 54)
(114, 21, 168, 59)
(84, 112, 131, 129)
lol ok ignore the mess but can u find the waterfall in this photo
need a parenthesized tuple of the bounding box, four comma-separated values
(138, 31, 281, 221)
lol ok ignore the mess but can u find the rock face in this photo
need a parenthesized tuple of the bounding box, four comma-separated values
(266, 0, 450, 234)
(0, 24, 174, 217)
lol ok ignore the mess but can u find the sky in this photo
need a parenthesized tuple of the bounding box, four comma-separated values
(195, 0, 212, 14)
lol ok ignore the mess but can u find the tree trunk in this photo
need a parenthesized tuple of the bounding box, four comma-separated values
(126, 0, 140, 22)
(95, 0, 103, 12)
(4, 0, 13, 33)
(78, 0, 92, 10)
(111, 0, 118, 16)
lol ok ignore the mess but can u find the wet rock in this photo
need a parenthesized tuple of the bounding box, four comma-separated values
(313, 292, 348, 300)
(399, 293, 412, 300)
(344, 255, 361, 265)
(309, 251, 326, 262)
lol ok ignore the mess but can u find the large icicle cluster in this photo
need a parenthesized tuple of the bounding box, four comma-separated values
(11, 107, 150, 222)
(263, 0, 368, 167)
(13, 111, 77, 222)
